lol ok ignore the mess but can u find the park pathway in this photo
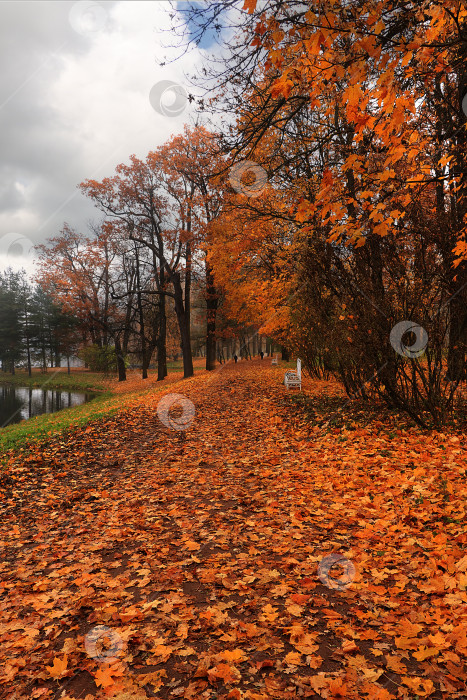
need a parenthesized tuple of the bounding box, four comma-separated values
(0, 360, 465, 699)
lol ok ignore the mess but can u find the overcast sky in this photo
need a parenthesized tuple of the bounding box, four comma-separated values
(0, 0, 213, 275)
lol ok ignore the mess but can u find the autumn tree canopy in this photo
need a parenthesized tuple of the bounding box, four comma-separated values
(168, 0, 467, 425)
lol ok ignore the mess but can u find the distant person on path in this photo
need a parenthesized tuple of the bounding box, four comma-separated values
(234, 354, 238, 363)
(260, 351, 264, 360)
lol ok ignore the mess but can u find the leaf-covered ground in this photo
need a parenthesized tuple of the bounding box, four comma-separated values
(0, 361, 466, 700)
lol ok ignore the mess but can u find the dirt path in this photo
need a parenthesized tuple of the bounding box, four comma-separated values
(0, 361, 466, 699)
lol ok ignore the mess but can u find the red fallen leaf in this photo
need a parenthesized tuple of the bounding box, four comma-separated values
(222, 577, 236, 589)
(290, 593, 310, 604)
(226, 691, 242, 700)
(328, 678, 348, 697)
(363, 687, 394, 700)
(341, 640, 359, 654)
(300, 577, 316, 590)
(194, 664, 209, 678)
(255, 659, 275, 671)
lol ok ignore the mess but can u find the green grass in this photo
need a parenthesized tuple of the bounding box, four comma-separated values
(0, 370, 111, 456)
(282, 359, 299, 369)
(1, 360, 211, 457)
(0, 390, 117, 456)
(1, 362, 190, 390)
(0, 365, 189, 457)
(0, 370, 106, 392)
(166, 360, 185, 372)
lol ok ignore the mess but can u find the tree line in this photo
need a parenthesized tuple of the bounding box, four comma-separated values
(0, 268, 80, 375)
(8, 1, 467, 427)
(35, 126, 251, 381)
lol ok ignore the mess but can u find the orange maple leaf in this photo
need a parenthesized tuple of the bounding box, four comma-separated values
(243, 0, 257, 13)
(285, 651, 302, 665)
(219, 648, 247, 663)
(184, 540, 200, 551)
(46, 654, 68, 679)
(94, 667, 116, 688)
(413, 645, 439, 661)
(207, 662, 240, 684)
(341, 640, 359, 654)
(401, 676, 434, 696)
(328, 678, 348, 697)
(397, 619, 423, 637)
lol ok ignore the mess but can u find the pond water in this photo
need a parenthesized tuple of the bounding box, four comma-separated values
(0, 383, 96, 428)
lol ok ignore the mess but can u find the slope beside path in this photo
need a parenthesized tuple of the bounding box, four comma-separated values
(0, 361, 466, 700)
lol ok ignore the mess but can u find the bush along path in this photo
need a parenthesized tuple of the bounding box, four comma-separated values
(0, 360, 466, 700)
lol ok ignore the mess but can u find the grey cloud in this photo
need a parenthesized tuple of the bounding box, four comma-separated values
(0, 0, 196, 267)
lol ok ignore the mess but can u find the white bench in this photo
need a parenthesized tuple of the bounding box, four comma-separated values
(284, 358, 302, 390)
(271, 353, 279, 365)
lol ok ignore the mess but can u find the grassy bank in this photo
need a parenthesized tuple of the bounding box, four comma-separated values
(0, 390, 117, 455)
(0, 361, 194, 392)
(0, 359, 221, 456)
(0, 365, 196, 457)
(0, 369, 107, 392)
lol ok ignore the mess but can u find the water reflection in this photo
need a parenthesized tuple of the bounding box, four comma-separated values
(0, 384, 96, 428)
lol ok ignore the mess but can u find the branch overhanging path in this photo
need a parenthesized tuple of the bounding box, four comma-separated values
(0, 361, 466, 700)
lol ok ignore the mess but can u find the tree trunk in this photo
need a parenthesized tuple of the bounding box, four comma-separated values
(281, 346, 290, 361)
(26, 339, 31, 377)
(447, 293, 467, 381)
(173, 272, 193, 378)
(157, 293, 167, 381)
(185, 241, 192, 352)
(114, 337, 126, 382)
(205, 260, 218, 371)
(447, 51, 467, 381)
